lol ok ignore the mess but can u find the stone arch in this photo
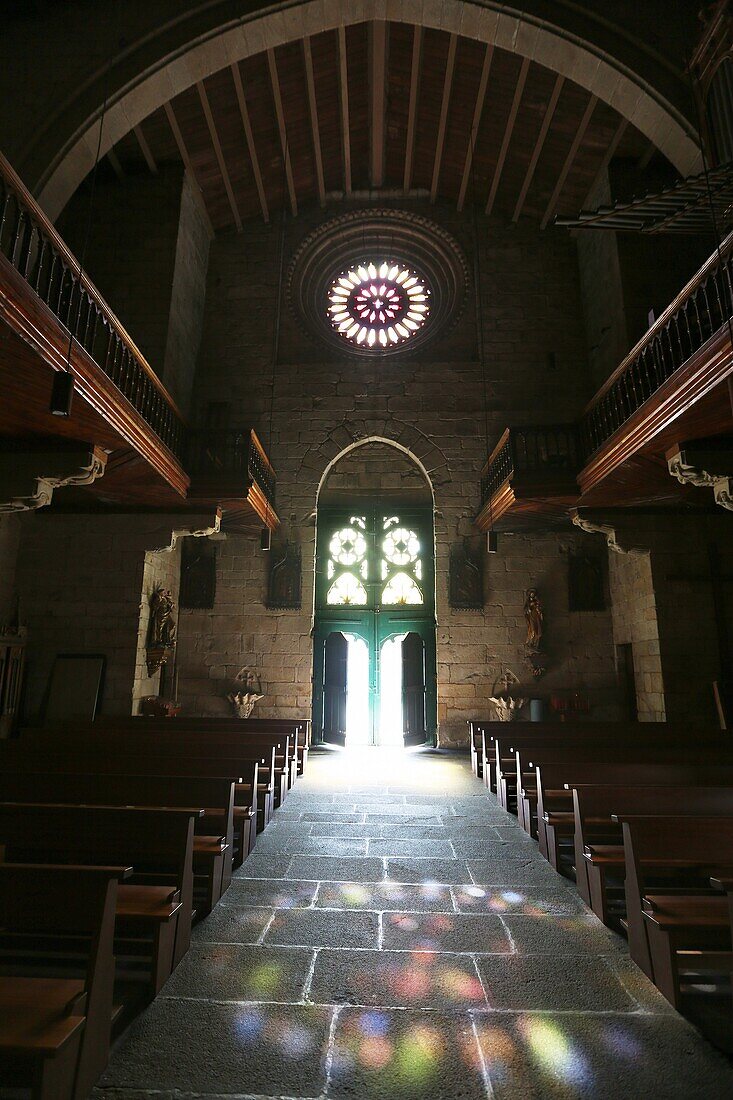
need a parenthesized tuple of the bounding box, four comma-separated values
(36, 0, 701, 219)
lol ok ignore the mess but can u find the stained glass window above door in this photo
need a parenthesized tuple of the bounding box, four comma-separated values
(320, 510, 428, 609)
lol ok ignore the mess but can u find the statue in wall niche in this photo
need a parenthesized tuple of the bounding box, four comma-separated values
(146, 585, 177, 676)
(150, 586, 176, 647)
(524, 589, 543, 651)
(267, 541, 302, 610)
(449, 539, 483, 609)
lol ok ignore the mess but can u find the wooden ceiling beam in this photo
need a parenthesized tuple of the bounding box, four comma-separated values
(337, 26, 352, 196)
(485, 56, 530, 215)
(267, 48, 297, 217)
(541, 93, 599, 228)
(370, 20, 387, 189)
(430, 33, 458, 203)
(403, 25, 423, 194)
(512, 73, 564, 222)
(230, 62, 269, 223)
(457, 43, 493, 211)
(584, 116, 628, 204)
(133, 125, 158, 175)
(302, 38, 325, 206)
(163, 101, 214, 237)
(638, 139, 657, 170)
(196, 80, 243, 231)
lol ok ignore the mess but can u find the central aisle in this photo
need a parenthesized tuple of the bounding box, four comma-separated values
(97, 748, 732, 1099)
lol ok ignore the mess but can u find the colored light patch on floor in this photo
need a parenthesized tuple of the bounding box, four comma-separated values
(309, 948, 487, 1007)
(382, 910, 513, 953)
(452, 884, 585, 915)
(329, 1009, 488, 1099)
(476, 1012, 733, 1099)
(160, 944, 315, 1003)
(222, 878, 318, 909)
(315, 880, 454, 912)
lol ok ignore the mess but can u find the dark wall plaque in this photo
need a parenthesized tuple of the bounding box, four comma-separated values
(267, 541, 302, 610)
(568, 550, 606, 612)
(449, 540, 483, 610)
(180, 539, 217, 610)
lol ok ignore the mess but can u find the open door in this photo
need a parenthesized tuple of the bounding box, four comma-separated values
(402, 631, 426, 746)
(323, 632, 348, 745)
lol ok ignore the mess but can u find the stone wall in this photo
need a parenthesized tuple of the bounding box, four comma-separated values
(15, 514, 182, 722)
(177, 200, 624, 743)
(0, 514, 22, 629)
(608, 548, 665, 721)
(162, 172, 211, 413)
(607, 512, 732, 726)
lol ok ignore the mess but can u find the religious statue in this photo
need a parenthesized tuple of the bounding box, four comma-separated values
(524, 589, 543, 651)
(150, 586, 176, 647)
(146, 585, 177, 675)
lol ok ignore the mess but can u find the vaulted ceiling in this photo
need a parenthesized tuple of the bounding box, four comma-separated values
(105, 20, 654, 234)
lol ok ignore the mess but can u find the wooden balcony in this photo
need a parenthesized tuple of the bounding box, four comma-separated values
(577, 230, 733, 506)
(0, 150, 189, 505)
(475, 425, 580, 530)
(186, 429, 278, 532)
(0, 152, 278, 520)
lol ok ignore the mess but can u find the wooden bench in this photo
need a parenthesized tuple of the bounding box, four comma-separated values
(0, 804, 196, 983)
(618, 814, 733, 987)
(572, 785, 733, 923)
(0, 772, 236, 909)
(0, 864, 122, 1100)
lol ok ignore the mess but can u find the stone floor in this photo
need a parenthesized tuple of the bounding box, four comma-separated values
(96, 747, 733, 1099)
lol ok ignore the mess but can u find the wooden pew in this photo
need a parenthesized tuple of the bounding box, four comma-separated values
(0, 864, 121, 1100)
(0, 773, 236, 909)
(618, 814, 733, 988)
(537, 761, 733, 870)
(0, 744, 261, 853)
(0, 804, 197, 980)
(521, 739, 733, 847)
(572, 785, 733, 923)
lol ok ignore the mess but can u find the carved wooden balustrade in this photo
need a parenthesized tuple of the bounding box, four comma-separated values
(476, 424, 580, 529)
(186, 428, 278, 529)
(0, 150, 186, 484)
(578, 230, 733, 495)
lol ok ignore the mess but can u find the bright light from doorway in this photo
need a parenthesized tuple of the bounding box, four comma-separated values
(344, 634, 370, 746)
(379, 634, 407, 747)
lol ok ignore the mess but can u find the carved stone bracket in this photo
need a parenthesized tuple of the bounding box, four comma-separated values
(0, 445, 107, 514)
(570, 509, 647, 556)
(147, 509, 222, 553)
(667, 452, 733, 513)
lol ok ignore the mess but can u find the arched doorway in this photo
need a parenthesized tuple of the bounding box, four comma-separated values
(312, 443, 437, 748)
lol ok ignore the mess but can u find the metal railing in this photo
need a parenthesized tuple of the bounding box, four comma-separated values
(480, 424, 579, 508)
(0, 152, 185, 460)
(187, 428, 277, 510)
(581, 231, 733, 461)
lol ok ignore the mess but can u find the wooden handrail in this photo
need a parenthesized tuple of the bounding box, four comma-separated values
(585, 230, 733, 412)
(0, 150, 187, 462)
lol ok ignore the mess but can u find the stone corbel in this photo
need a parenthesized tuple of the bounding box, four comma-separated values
(667, 452, 733, 513)
(0, 445, 107, 514)
(569, 509, 647, 556)
(147, 508, 222, 553)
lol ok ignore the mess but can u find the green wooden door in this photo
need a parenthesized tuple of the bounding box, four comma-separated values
(313, 502, 436, 746)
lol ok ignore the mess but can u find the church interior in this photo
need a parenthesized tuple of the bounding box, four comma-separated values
(1, 1, 733, 1096)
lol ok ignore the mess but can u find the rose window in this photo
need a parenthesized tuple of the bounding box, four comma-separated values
(327, 262, 430, 349)
(383, 527, 420, 566)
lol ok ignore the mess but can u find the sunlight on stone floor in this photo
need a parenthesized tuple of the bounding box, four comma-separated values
(95, 747, 733, 1100)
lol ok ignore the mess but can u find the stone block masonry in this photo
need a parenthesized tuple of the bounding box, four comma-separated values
(178, 198, 623, 743)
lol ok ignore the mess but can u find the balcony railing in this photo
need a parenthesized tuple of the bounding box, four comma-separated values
(0, 151, 185, 461)
(480, 424, 580, 511)
(581, 231, 733, 462)
(186, 428, 277, 513)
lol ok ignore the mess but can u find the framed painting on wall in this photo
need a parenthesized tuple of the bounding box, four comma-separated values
(43, 653, 106, 725)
